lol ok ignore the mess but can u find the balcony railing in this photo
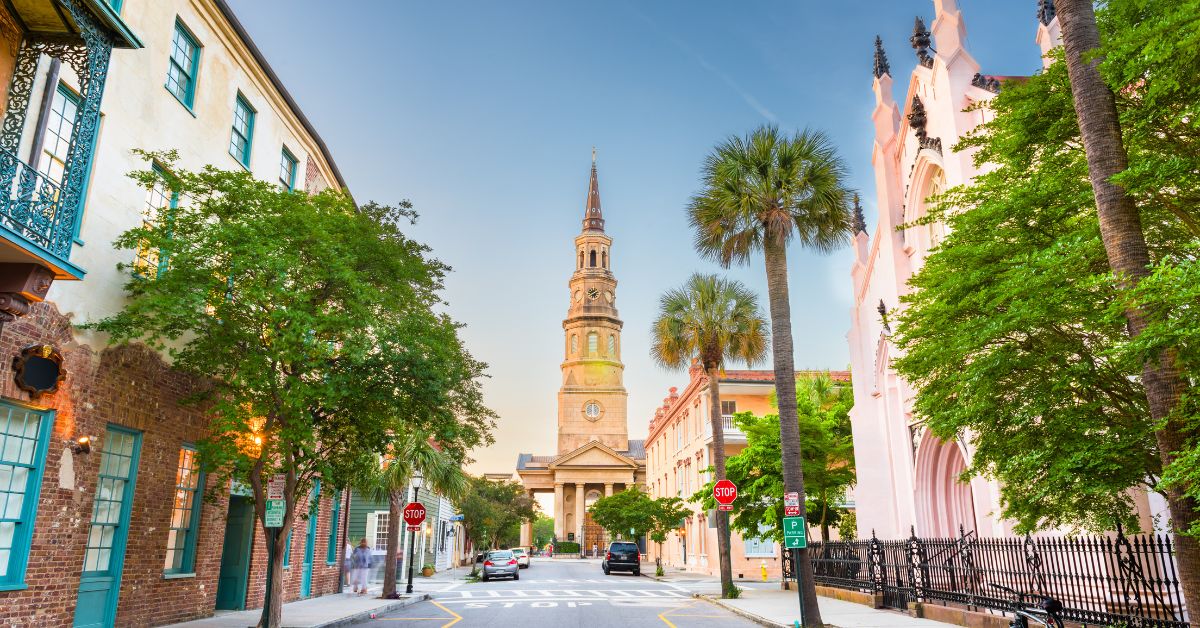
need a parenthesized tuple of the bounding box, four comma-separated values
(0, 149, 73, 260)
(721, 415, 742, 433)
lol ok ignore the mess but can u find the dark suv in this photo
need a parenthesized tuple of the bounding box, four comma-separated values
(602, 541, 641, 576)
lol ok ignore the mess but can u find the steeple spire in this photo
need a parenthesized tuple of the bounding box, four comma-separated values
(911, 17, 933, 68)
(582, 149, 605, 232)
(873, 36, 891, 78)
(1037, 0, 1056, 25)
(853, 193, 867, 234)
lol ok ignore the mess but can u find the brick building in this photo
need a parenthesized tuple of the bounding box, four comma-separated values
(0, 1, 350, 626)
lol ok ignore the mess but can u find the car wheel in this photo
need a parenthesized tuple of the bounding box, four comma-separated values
(633, 569, 641, 576)
(514, 572, 520, 580)
(603, 567, 610, 575)
(481, 574, 489, 582)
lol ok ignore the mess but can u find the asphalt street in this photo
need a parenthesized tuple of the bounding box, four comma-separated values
(353, 558, 763, 627)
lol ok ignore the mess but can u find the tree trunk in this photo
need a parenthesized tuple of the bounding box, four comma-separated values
(1057, 0, 1200, 614)
(706, 366, 736, 598)
(762, 235, 823, 627)
(382, 492, 402, 598)
(262, 528, 287, 628)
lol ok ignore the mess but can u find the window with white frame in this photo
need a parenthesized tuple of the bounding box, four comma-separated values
(744, 532, 776, 557)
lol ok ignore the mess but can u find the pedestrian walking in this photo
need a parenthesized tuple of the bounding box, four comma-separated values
(350, 538, 372, 595)
(592, 543, 598, 558)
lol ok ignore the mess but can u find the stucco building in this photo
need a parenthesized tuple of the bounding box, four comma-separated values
(516, 156, 647, 553)
(0, 1, 349, 626)
(846, 0, 1167, 540)
(644, 366, 850, 578)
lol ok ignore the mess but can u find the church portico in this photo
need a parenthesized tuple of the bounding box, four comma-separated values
(516, 153, 647, 553)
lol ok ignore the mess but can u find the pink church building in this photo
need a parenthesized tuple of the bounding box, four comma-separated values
(846, 0, 1072, 540)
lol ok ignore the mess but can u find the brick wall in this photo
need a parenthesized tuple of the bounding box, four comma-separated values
(0, 302, 347, 627)
(243, 490, 347, 610)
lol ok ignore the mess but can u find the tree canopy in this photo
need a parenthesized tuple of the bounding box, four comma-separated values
(456, 476, 537, 550)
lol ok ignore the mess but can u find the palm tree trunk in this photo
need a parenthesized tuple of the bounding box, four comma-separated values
(383, 492, 402, 598)
(762, 235, 823, 626)
(706, 366, 736, 597)
(1057, 0, 1200, 613)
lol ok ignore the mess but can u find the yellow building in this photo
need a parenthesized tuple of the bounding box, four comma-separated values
(644, 367, 850, 578)
(516, 155, 646, 553)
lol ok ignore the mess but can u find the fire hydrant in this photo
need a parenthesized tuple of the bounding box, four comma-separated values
(761, 561, 768, 582)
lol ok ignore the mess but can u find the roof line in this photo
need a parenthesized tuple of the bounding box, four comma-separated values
(212, 0, 347, 191)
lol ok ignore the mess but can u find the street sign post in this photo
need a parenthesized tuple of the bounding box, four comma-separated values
(783, 514, 809, 628)
(783, 516, 808, 549)
(713, 479, 737, 512)
(267, 474, 286, 500)
(265, 498, 285, 527)
(784, 491, 801, 517)
(403, 502, 427, 527)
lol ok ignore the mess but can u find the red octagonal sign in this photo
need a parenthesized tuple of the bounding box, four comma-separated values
(713, 479, 737, 505)
(403, 502, 426, 526)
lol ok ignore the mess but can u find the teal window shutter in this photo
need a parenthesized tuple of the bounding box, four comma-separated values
(326, 490, 340, 564)
(163, 445, 203, 574)
(166, 20, 201, 109)
(279, 147, 298, 191)
(229, 95, 255, 167)
(0, 402, 54, 590)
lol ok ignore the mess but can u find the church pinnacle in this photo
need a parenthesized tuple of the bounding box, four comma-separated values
(583, 148, 605, 233)
(873, 36, 890, 78)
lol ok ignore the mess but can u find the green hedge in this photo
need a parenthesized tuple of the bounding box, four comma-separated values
(554, 541, 580, 554)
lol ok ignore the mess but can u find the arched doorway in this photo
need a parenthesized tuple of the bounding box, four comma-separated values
(583, 489, 604, 556)
(914, 431, 977, 537)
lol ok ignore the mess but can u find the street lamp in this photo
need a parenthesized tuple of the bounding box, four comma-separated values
(405, 472, 424, 595)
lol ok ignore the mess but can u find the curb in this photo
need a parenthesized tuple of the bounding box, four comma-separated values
(304, 593, 431, 628)
(694, 593, 788, 628)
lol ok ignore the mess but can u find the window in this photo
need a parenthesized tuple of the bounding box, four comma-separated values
(744, 534, 775, 557)
(373, 511, 389, 551)
(279, 147, 298, 191)
(164, 446, 203, 574)
(589, 250, 596, 267)
(166, 21, 201, 109)
(327, 490, 340, 564)
(229, 95, 255, 167)
(602, 250, 607, 268)
(587, 333, 598, 355)
(578, 251, 583, 268)
(37, 84, 79, 187)
(570, 335, 577, 355)
(607, 335, 615, 356)
(721, 400, 737, 416)
(0, 403, 52, 589)
(135, 165, 178, 278)
(83, 427, 140, 574)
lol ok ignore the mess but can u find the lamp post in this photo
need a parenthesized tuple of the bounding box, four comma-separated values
(405, 472, 424, 595)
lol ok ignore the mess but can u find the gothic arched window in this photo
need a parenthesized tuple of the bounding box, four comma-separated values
(589, 250, 597, 267)
(587, 332, 598, 355)
(602, 250, 607, 268)
(578, 251, 583, 268)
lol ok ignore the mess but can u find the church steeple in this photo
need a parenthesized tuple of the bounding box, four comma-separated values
(582, 148, 605, 233)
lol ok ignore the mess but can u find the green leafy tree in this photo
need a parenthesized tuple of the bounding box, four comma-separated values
(695, 375, 855, 544)
(589, 487, 690, 577)
(93, 156, 494, 626)
(650, 273, 767, 597)
(532, 515, 555, 549)
(360, 434, 471, 598)
(457, 476, 537, 552)
(648, 496, 692, 577)
(689, 125, 854, 627)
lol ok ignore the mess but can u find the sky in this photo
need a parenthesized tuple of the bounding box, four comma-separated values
(226, 0, 1044, 480)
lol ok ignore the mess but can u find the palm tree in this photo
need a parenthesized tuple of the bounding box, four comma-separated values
(651, 273, 768, 598)
(688, 125, 853, 625)
(361, 432, 468, 598)
(1056, 0, 1199, 610)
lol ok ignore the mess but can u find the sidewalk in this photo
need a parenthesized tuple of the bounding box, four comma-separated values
(702, 588, 958, 628)
(162, 575, 464, 628)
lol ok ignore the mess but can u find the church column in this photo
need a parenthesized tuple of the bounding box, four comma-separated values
(520, 490, 534, 547)
(604, 483, 613, 498)
(554, 483, 564, 539)
(575, 483, 585, 545)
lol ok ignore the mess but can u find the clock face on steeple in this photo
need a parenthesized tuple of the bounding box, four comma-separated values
(587, 288, 600, 301)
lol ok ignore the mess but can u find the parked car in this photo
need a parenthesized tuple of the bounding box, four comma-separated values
(602, 541, 640, 576)
(481, 550, 520, 581)
(511, 547, 530, 568)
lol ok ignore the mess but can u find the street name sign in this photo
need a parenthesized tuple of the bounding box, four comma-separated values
(783, 515, 807, 549)
(403, 502, 427, 527)
(265, 498, 285, 527)
(406, 525, 421, 531)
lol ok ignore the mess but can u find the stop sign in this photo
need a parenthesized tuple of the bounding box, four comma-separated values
(713, 479, 737, 505)
(403, 502, 426, 526)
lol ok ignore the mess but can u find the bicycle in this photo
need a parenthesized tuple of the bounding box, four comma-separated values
(987, 583, 1064, 628)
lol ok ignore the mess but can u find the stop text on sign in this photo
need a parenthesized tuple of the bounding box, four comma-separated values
(403, 502, 426, 526)
(713, 479, 737, 505)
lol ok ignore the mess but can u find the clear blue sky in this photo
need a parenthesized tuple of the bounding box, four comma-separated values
(227, 0, 1043, 475)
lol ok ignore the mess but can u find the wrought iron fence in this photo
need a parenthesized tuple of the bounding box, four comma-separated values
(805, 526, 1188, 628)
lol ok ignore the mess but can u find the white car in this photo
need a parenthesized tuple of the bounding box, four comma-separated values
(511, 547, 530, 568)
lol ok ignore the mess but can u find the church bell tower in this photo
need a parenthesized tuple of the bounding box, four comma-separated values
(557, 151, 629, 453)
